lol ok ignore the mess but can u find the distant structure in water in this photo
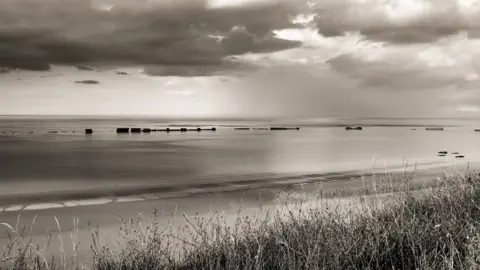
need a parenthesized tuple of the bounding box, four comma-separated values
(270, 127, 300, 131)
(345, 126, 363, 130)
(426, 127, 444, 131)
(116, 128, 129, 133)
(85, 129, 93, 134)
(112, 126, 216, 133)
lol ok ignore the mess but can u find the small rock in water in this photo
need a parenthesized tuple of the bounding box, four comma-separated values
(438, 154, 446, 157)
(451, 152, 459, 155)
(75, 80, 100, 84)
(455, 155, 465, 159)
(438, 151, 448, 154)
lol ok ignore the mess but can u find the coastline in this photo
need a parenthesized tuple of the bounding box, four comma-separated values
(0, 162, 475, 267)
(0, 160, 466, 212)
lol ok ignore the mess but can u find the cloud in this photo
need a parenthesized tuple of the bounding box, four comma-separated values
(2, 0, 480, 118)
(76, 65, 95, 71)
(0, 0, 303, 73)
(219, 26, 480, 118)
(326, 54, 465, 90)
(142, 57, 259, 77)
(311, 0, 480, 44)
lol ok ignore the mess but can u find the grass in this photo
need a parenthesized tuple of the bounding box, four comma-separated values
(2, 166, 480, 269)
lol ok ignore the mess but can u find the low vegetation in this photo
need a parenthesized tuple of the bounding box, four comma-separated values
(2, 168, 480, 269)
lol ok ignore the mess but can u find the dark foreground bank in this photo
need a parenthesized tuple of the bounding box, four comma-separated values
(3, 171, 480, 269)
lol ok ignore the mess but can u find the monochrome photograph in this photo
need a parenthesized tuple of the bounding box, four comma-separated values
(1, 0, 480, 269)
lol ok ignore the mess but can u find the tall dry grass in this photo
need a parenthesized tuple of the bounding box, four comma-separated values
(2, 166, 480, 269)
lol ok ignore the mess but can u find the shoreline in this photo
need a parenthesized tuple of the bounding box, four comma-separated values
(0, 160, 468, 213)
(0, 163, 474, 267)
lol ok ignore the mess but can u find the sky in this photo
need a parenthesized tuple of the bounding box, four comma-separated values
(0, 0, 479, 118)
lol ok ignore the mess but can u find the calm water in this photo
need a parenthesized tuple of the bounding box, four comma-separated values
(0, 117, 480, 195)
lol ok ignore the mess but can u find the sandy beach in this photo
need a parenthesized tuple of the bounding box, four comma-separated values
(0, 161, 470, 266)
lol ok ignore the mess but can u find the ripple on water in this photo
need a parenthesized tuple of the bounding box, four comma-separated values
(5, 205, 24, 212)
(64, 198, 113, 207)
(24, 203, 64, 211)
(115, 196, 145, 203)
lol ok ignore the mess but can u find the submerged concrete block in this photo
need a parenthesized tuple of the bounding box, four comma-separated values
(345, 127, 362, 130)
(116, 128, 129, 133)
(270, 127, 299, 131)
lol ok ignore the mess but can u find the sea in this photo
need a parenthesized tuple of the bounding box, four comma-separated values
(0, 116, 479, 201)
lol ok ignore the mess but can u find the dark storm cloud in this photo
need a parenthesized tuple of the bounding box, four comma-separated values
(311, 0, 480, 44)
(0, 0, 303, 73)
(316, 15, 464, 44)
